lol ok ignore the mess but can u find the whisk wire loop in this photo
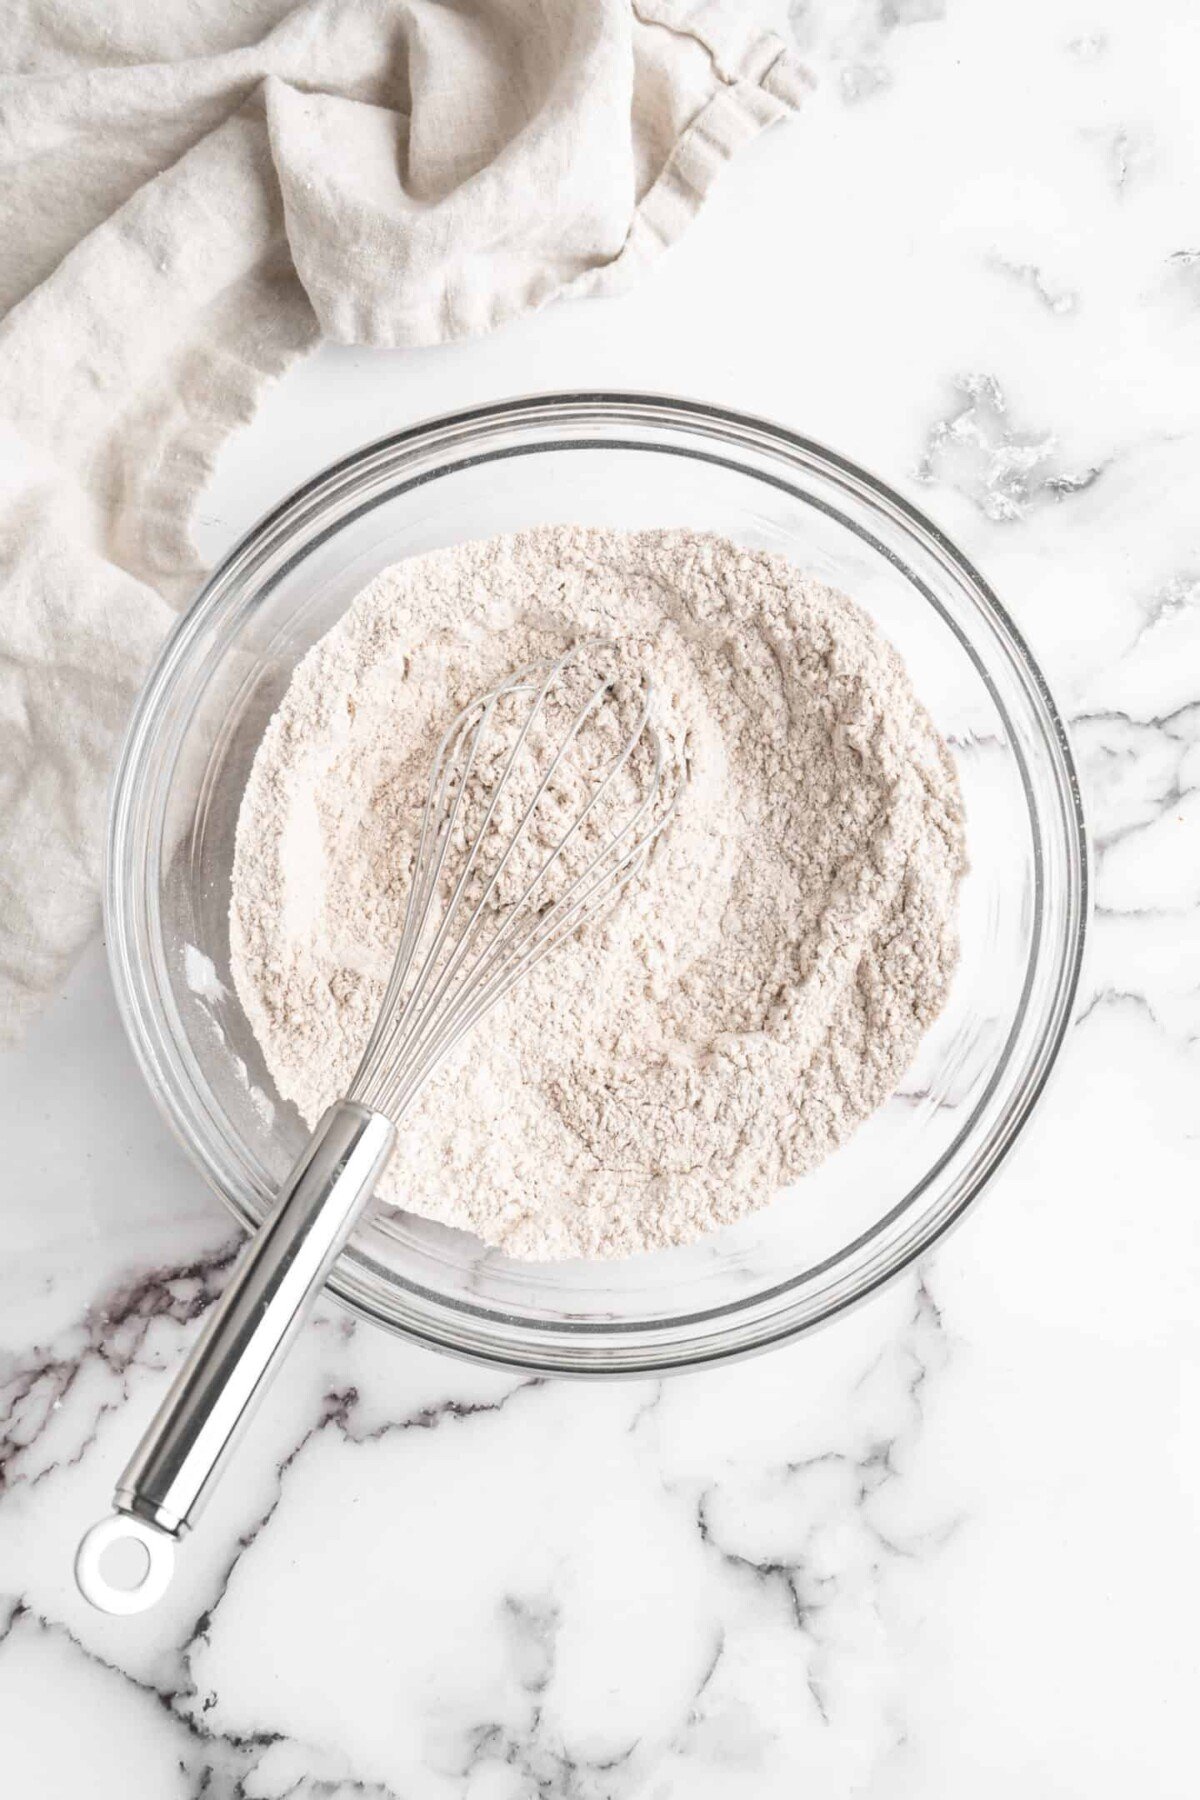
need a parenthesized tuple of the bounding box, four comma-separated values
(375, 668, 649, 1102)
(348, 641, 671, 1123)
(350, 651, 562, 1100)
(381, 653, 615, 1078)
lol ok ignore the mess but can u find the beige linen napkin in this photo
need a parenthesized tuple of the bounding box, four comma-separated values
(0, 0, 808, 1042)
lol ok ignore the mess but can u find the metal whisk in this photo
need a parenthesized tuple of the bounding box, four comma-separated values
(76, 643, 671, 1613)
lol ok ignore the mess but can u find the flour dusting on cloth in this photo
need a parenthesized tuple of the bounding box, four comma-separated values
(230, 528, 966, 1260)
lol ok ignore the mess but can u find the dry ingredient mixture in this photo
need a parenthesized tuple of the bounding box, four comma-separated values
(230, 528, 966, 1260)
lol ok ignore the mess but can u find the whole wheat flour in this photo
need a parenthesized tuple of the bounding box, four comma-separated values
(230, 528, 966, 1260)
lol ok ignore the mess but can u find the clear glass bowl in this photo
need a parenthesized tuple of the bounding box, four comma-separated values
(107, 394, 1087, 1374)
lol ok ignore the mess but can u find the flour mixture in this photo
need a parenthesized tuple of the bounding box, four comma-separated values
(230, 528, 966, 1260)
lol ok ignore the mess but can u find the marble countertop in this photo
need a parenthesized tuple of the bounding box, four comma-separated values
(3, 5, 1197, 1795)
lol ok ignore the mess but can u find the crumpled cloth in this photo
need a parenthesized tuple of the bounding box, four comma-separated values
(0, 0, 808, 1043)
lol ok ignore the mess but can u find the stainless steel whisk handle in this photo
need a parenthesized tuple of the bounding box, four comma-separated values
(75, 1102, 395, 1614)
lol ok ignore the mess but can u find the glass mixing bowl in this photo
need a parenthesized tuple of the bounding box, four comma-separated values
(107, 393, 1087, 1373)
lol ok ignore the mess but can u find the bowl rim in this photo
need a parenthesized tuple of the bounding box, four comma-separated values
(106, 389, 1089, 1374)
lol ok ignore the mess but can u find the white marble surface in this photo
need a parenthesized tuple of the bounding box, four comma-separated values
(3, 3, 1199, 1794)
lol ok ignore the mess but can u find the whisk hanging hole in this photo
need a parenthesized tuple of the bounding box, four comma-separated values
(76, 1514, 176, 1614)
